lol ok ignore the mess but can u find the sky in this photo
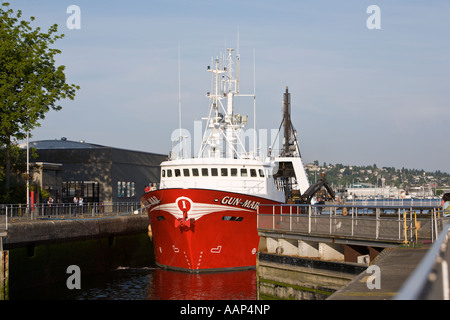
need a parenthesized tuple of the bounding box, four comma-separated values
(8, 0, 450, 173)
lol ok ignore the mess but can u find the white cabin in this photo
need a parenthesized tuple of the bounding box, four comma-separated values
(159, 158, 285, 202)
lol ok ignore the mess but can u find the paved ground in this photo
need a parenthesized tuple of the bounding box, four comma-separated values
(328, 244, 430, 300)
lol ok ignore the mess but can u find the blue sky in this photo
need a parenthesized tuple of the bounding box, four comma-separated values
(9, 1, 450, 173)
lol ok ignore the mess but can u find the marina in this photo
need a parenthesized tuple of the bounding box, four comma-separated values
(1, 198, 449, 300)
(2, 0, 450, 305)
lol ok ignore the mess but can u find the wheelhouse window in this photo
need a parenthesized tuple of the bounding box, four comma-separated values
(183, 168, 190, 177)
(202, 168, 209, 176)
(192, 168, 199, 176)
(211, 168, 218, 176)
(175, 169, 181, 177)
(259, 169, 265, 177)
(167, 169, 172, 177)
(241, 168, 248, 177)
(162, 170, 166, 178)
(231, 168, 237, 177)
(221, 168, 228, 176)
(250, 169, 257, 177)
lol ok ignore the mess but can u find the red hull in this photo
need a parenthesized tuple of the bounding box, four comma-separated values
(140, 188, 280, 272)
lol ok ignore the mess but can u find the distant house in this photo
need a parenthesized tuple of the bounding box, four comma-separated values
(22, 139, 167, 204)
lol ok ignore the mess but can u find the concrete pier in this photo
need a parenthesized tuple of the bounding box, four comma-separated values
(4, 214, 149, 248)
(2, 214, 154, 298)
(328, 245, 430, 300)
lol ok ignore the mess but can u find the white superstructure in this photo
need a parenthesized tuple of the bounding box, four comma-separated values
(159, 49, 309, 203)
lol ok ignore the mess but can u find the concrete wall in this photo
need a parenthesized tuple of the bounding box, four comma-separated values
(3, 215, 154, 298)
(257, 253, 366, 300)
(257, 234, 384, 300)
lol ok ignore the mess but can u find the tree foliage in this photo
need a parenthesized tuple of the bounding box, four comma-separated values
(0, 3, 79, 201)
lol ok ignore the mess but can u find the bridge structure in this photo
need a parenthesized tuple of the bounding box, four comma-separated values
(256, 202, 448, 300)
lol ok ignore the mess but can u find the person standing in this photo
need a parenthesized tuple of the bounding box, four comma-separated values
(73, 195, 78, 214)
(443, 193, 450, 217)
(78, 196, 84, 214)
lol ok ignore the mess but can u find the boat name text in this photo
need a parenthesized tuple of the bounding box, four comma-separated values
(221, 196, 259, 210)
(146, 196, 160, 206)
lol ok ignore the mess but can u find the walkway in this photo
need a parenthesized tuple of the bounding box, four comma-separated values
(328, 244, 430, 300)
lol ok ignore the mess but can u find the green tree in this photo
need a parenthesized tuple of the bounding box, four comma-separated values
(0, 3, 79, 200)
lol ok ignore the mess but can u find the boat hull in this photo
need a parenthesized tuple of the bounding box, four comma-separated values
(140, 188, 280, 272)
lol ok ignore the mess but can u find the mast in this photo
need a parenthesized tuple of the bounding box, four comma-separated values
(283, 86, 291, 157)
(199, 48, 252, 160)
(225, 48, 236, 159)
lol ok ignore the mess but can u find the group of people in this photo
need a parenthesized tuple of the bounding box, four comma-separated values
(46, 196, 83, 206)
(73, 196, 84, 206)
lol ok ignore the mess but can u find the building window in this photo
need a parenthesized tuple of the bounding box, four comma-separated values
(117, 181, 136, 198)
(62, 181, 99, 203)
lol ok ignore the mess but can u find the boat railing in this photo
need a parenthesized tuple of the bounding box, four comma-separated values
(257, 203, 447, 244)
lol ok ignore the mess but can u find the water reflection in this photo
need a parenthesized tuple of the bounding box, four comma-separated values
(147, 269, 256, 300)
(14, 267, 257, 300)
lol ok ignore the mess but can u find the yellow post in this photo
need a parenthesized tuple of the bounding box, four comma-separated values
(403, 210, 409, 244)
(414, 210, 419, 243)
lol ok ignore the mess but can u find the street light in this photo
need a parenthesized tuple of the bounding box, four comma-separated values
(26, 128, 29, 215)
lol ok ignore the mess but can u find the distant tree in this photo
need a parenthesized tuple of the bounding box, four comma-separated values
(0, 3, 79, 200)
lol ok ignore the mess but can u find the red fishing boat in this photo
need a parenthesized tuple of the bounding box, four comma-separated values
(141, 49, 309, 272)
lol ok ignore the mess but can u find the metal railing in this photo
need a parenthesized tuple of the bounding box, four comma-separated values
(257, 203, 446, 244)
(0, 202, 144, 224)
(396, 223, 450, 300)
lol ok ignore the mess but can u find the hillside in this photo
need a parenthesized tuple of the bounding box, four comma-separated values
(305, 161, 450, 195)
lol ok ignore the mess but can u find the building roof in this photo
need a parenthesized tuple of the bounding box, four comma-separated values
(20, 138, 104, 150)
(20, 139, 168, 158)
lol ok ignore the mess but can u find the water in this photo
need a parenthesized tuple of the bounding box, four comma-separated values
(13, 267, 257, 300)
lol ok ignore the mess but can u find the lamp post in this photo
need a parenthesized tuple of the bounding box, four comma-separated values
(26, 129, 30, 215)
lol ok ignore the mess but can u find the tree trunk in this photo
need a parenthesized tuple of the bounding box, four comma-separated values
(5, 136, 11, 191)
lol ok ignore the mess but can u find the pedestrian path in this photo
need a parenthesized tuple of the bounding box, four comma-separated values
(328, 244, 430, 300)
